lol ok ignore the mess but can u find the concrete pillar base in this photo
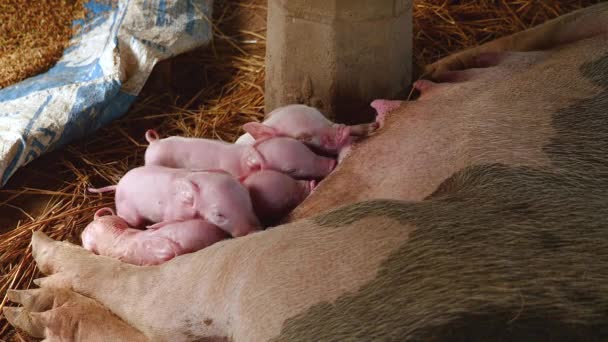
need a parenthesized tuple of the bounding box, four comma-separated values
(265, 0, 412, 124)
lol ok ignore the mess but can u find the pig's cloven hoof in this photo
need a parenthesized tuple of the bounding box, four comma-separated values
(30, 231, 129, 295)
(6, 232, 148, 341)
(5, 287, 96, 339)
(30, 230, 105, 294)
(4, 287, 145, 341)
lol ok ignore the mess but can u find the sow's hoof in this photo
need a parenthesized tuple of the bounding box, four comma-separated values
(4, 232, 147, 341)
(4, 287, 146, 341)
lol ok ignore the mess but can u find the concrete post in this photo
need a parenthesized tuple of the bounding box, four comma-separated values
(265, 0, 412, 124)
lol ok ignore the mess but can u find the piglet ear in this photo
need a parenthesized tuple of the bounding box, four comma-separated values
(208, 210, 228, 227)
(173, 178, 197, 206)
(94, 207, 115, 219)
(242, 122, 279, 140)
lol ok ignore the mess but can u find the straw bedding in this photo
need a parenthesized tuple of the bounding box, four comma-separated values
(0, 0, 86, 89)
(0, 0, 602, 340)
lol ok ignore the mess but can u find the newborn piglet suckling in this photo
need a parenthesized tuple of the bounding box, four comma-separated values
(82, 169, 316, 266)
(84, 104, 374, 266)
(81, 208, 229, 266)
(88, 166, 261, 238)
(241, 169, 315, 226)
(235, 104, 379, 157)
(144, 127, 336, 180)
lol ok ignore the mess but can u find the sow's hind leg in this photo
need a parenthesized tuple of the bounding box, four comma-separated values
(10, 188, 608, 342)
(9, 201, 418, 341)
(425, 2, 608, 78)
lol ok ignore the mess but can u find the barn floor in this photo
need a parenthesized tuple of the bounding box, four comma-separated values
(0, 0, 601, 340)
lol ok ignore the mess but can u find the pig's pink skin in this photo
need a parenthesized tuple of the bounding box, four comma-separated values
(253, 136, 337, 180)
(235, 104, 377, 154)
(242, 122, 350, 155)
(316, 124, 352, 155)
(235, 105, 332, 146)
(81, 208, 127, 253)
(81, 209, 228, 266)
(108, 166, 260, 238)
(145, 132, 255, 178)
(370, 99, 404, 128)
(337, 144, 353, 164)
(413, 79, 437, 94)
(145, 129, 335, 180)
(151, 220, 229, 255)
(241, 170, 315, 225)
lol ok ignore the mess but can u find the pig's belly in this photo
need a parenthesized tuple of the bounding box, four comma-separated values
(322, 102, 467, 202)
(287, 104, 466, 221)
(290, 36, 608, 220)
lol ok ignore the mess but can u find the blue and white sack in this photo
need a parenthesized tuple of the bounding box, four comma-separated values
(0, 0, 213, 187)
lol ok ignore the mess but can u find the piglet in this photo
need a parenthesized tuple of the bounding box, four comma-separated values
(81, 208, 228, 266)
(241, 170, 316, 226)
(88, 166, 260, 237)
(144, 130, 336, 180)
(235, 104, 378, 154)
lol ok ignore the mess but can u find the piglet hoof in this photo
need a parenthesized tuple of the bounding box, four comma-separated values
(4, 287, 146, 341)
(369, 122, 380, 134)
(348, 122, 379, 137)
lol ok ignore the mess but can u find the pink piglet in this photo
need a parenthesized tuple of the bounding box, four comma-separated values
(144, 129, 336, 180)
(88, 166, 261, 238)
(235, 104, 378, 154)
(82, 208, 228, 266)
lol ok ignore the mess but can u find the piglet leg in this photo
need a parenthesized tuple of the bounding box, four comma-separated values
(347, 122, 379, 137)
(146, 220, 181, 230)
(84, 216, 228, 266)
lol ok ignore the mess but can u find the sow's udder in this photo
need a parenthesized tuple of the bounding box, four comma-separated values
(290, 48, 573, 219)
